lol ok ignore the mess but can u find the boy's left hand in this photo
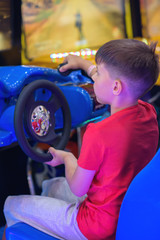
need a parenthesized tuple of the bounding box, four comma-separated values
(45, 147, 72, 167)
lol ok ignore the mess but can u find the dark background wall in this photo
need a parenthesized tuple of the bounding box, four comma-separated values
(0, 0, 21, 66)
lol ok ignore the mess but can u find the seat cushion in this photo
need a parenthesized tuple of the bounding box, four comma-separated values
(6, 222, 59, 240)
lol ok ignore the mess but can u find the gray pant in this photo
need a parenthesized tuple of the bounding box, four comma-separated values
(4, 177, 87, 240)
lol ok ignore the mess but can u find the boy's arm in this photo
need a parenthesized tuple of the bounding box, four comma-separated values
(59, 55, 97, 78)
(64, 158, 96, 197)
(46, 147, 96, 196)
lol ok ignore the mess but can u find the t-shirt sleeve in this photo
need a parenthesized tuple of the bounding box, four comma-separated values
(77, 124, 105, 171)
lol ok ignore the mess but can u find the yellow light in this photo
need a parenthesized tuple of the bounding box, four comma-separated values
(50, 49, 97, 60)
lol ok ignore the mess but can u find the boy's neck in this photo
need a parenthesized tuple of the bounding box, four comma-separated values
(110, 100, 138, 115)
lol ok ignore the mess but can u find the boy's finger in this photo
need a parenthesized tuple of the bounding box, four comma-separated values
(48, 147, 56, 155)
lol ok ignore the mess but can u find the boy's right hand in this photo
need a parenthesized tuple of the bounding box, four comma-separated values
(59, 54, 93, 74)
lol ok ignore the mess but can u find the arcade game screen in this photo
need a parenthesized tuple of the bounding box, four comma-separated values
(0, 0, 12, 51)
(21, 0, 126, 64)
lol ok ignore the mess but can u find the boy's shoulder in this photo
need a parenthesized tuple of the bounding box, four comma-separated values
(138, 99, 157, 115)
(86, 100, 157, 135)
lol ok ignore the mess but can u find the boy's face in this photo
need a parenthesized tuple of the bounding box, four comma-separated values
(93, 63, 114, 105)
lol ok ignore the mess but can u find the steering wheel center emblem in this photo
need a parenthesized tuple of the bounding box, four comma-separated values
(31, 105, 50, 136)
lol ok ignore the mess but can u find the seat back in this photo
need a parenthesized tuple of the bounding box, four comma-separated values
(116, 148, 160, 240)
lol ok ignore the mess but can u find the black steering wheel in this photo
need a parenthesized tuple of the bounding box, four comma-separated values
(14, 80, 71, 162)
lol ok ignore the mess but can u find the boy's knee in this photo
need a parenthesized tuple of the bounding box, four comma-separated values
(4, 196, 13, 212)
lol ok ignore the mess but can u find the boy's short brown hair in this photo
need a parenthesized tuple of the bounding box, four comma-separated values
(95, 39, 160, 98)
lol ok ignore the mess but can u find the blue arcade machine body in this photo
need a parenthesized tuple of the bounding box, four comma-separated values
(0, 65, 108, 148)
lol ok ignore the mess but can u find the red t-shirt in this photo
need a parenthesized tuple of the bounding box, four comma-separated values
(77, 100, 159, 240)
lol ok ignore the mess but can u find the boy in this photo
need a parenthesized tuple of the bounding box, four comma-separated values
(3, 39, 159, 240)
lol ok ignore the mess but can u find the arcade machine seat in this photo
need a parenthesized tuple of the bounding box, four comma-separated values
(5, 147, 160, 240)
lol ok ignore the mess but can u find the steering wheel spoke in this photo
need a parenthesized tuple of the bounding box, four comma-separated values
(48, 95, 62, 113)
(45, 132, 60, 146)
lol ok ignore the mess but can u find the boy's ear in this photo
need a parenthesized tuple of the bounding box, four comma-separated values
(112, 79, 122, 95)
